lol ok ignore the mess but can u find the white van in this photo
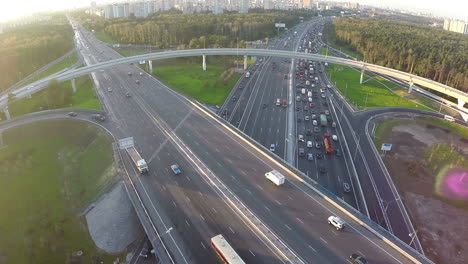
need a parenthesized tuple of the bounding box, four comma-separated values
(444, 115, 455, 122)
(301, 88, 306, 95)
(265, 170, 285, 186)
(276, 98, 281, 106)
(307, 91, 312, 97)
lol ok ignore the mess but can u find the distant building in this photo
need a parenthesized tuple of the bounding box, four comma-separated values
(303, 0, 313, 9)
(239, 0, 249, 13)
(443, 19, 468, 35)
(264, 0, 273, 10)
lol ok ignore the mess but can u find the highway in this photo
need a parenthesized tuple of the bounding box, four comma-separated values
(63, 19, 431, 263)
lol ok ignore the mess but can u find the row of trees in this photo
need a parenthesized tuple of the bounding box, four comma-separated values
(326, 18, 467, 92)
(80, 11, 315, 48)
(0, 17, 73, 93)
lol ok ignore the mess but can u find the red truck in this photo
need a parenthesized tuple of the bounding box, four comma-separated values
(282, 99, 288, 107)
(323, 133, 333, 154)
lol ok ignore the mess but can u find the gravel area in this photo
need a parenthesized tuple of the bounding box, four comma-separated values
(86, 181, 144, 253)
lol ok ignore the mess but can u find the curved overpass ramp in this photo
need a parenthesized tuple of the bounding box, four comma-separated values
(2, 48, 467, 112)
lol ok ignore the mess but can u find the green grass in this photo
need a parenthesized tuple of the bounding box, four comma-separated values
(154, 64, 240, 105)
(326, 64, 433, 111)
(372, 119, 405, 147)
(24, 52, 79, 86)
(424, 144, 468, 176)
(419, 117, 468, 138)
(116, 49, 151, 57)
(95, 31, 118, 44)
(0, 120, 122, 263)
(8, 75, 101, 118)
(152, 57, 245, 105)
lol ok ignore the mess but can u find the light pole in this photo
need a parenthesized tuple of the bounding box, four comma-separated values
(409, 230, 418, 247)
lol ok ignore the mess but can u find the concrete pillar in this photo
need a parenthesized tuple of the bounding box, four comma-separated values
(3, 106, 11, 120)
(148, 60, 153, 73)
(360, 69, 365, 84)
(202, 55, 206, 71)
(457, 99, 466, 108)
(408, 82, 414, 93)
(71, 78, 77, 93)
(243, 55, 248, 71)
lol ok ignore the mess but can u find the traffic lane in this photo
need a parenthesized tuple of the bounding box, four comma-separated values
(177, 116, 346, 263)
(141, 141, 282, 264)
(178, 112, 412, 264)
(99, 59, 284, 263)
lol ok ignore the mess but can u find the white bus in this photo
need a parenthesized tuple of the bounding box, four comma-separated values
(211, 234, 246, 264)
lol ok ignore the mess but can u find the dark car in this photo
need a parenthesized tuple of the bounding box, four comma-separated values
(314, 127, 320, 133)
(316, 153, 323, 159)
(67, 112, 77, 117)
(262, 103, 268, 108)
(307, 153, 314, 161)
(92, 114, 106, 121)
(319, 166, 327, 173)
(335, 149, 342, 157)
(306, 130, 312, 136)
(297, 117, 302, 123)
(349, 254, 368, 264)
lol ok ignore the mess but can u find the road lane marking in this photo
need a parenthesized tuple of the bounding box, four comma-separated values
(265, 206, 271, 212)
(307, 245, 317, 252)
(256, 184, 264, 190)
(198, 191, 203, 196)
(185, 196, 191, 202)
(229, 227, 236, 234)
(185, 219, 190, 227)
(245, 189, 252, 195)
(296, 217, 304, 224)
(320, 237, 328, 244)
(249, 250, 256, 257)
(288, 195, 293, 200)
(274, 199, 282, 205)
(284, 224, 292, 231)
(186, 176, 191, 181)
(212, 207, 218, 213)
(200, 214, 205, 221)
(172, 201, 177, 208)
(200, 242, 206, 250)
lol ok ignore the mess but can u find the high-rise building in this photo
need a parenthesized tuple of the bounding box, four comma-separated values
(264, 0, 273, 10)
(303, 0, 313, 9)
(239, 0, 249, 13)
(443, 19, 468, 35)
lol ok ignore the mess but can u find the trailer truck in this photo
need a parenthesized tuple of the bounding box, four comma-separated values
(320, 114, 327, 126)
(265, 170, 285, 186)
(126, 146, 149, 173)
(323, 133, 333, 154)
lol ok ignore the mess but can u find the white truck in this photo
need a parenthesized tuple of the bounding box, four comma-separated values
(245, 71, 250, 78)
(265, 170, 285, 186)
(126, 146, 149, 173)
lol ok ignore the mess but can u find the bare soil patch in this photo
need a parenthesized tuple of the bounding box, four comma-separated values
(381, 120, 468, 264)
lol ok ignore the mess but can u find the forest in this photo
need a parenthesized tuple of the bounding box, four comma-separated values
(325, 18, 468, 92)
(0, 16, 73, 93)
(80, 10, 315, 49)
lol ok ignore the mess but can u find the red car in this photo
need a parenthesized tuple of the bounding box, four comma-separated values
(309, 103, 315, 108)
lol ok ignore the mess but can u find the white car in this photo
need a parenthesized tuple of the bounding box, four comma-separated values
(328, 216, 345, 230)
(298, 135, 304, 142)
(313, 120, 318, 126)
(304, 115, 310, 121)
(321, 93, 326, 98)
(307, 141, 313, 148)
(332, 135, 338, 141)
(308, 97, 313, 102)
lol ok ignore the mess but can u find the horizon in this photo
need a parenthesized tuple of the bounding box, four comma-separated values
(1, 0, 467, 23)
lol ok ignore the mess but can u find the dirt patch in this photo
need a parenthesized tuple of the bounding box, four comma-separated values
(380, 120, 468, 264)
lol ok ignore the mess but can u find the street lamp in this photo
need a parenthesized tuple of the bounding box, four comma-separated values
(409, 230, 418, 247)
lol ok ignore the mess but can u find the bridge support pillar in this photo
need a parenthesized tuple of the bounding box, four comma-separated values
(243, 55, 248, 71)
(148, 60, 153, 73)
(3, 106, 11, 120)
(408, 82, 414, 93)
(71, 78, 77, 93)
(202, 55, 207, 71)
(457, 99, 466, 109)
(359, 69, 365, 84)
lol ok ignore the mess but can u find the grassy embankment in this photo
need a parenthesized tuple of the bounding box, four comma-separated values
(0, 120, 122, 263)
(24, 52, 79, 86)
(152, 57, 244, 105)
(95, 31, 119, 44)
(325, 63, 432, 110)
(8, 75, 101, 118)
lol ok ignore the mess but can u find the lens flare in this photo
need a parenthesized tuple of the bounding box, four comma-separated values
(435, 166, 468, 200)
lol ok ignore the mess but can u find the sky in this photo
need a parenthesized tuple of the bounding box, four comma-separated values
(1, 0, 467, 23)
